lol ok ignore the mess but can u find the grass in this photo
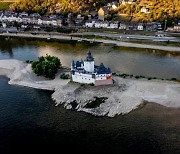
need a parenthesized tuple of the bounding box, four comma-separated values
(0, 2, 12, 10)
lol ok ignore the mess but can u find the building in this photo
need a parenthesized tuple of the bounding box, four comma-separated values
(107, 2, 119, 9)
(108, 21, 119, 29)
(173, 25, 180, 32)
(121, 0, 136, 5)
(98, 6, 109, 21)
(145, 22, 158, 31)
(94, 21, 109, 28)
(137, 23, 144, 30)
(140, 7, 149, 13)
(71, 51, 113, 86)
(85, 20, 96, 28)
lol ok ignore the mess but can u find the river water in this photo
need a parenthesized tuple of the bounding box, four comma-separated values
(0, 37, 180, 79)
(0, 37, 180, 153)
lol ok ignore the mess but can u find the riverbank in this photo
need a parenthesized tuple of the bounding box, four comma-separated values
(1, 32, 180, 53)
(0, 59, 180, 117)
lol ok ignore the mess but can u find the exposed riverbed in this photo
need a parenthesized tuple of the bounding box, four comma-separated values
(0, 59, 179, 117)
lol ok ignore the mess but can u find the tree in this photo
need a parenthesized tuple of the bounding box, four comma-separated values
(32, 54, 61, 79)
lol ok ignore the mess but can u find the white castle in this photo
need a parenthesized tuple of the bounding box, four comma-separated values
(71, 51, 113, 86)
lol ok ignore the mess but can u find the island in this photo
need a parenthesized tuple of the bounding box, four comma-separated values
(0, 54, 180, 117)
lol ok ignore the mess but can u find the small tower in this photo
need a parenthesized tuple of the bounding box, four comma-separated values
(84, 51, 94, 73)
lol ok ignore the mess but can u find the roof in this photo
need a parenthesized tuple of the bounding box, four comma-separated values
(99, 6, 109, 14)
(95, 63, 111, 74)
(85, 51, 94, 62)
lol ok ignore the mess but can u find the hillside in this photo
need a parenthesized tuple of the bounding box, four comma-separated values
(0, 0, 14, 11)
(116, 0, 180, 24)
(10, 0, 114, 14)
(7, 0, 180, 25)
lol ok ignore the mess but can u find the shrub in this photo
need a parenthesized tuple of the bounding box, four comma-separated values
(60, 73, 70, 79)
(135, 75, 140, 79)
(32, 54, 61, 79)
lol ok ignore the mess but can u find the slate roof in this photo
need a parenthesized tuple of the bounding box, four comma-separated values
(95, 63, 111, 74)
(85, 51, 94, 62)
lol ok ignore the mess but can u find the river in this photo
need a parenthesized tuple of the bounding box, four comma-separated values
(0, 37, 180, 153)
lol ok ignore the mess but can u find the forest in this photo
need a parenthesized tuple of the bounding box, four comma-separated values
(10, 0, 113, 14)
(5, 0, 180, 24)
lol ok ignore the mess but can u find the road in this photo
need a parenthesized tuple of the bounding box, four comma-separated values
(1, 32, 180, 52)
(76, 32, 180, 43)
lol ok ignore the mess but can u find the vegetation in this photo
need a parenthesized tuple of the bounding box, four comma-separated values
(0, 2, 12, 10)
(10, 0, 113, 15)
(32, 54, 61, 79)
(114, 72, 179, 82)
(7, 0, 180, 25)
(115, 0, 180, 25)
(60, 73, 70, 79)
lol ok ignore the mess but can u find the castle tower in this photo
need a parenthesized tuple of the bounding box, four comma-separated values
(84, 51, 94, 73)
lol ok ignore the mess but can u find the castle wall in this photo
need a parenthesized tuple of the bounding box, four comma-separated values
(95, 73, 113, 85)
(72, 74, 95, 84)
(72, 72, 113, 85)
(84, 61, 94, 72)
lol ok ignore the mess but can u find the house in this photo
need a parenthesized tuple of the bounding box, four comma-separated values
(94, 21, 109, 28)
(74, 14, 84, 27)
(56, 16, 64, 27)
(98, 6, 109, 21)
(121, 0, 136, 5)
(140, 7, 149, 13)
(71, 51, 113, 86)
(146, 22, 158, 31)
(119, 23, 127, 30)
(178, 20, 180, 25)
(108, 21, 119, 29)
(20, 15, 31, 24)
(173, 25, 180, 32)
(137, 23, 144, 30)
(1, 12, 20, 23)
(156, 22, 162, 30)
(85, 20, 96, 28)
(41, 17, 52, 26)
(112, 2, 119, 9)
(107, 2, 119, 10)
(89, 11, 98, 19)
(67, 13, 75, 27)
(20, 12, 28, 17)
(2, 22, 7, 28)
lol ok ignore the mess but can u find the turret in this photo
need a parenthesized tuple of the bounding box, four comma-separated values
(84, 51, 94, 73)
(71, 60, 75, 70)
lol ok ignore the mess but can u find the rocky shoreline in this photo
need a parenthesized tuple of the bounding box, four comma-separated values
(0, 59, 180, 117)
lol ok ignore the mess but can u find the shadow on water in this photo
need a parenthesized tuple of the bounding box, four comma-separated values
(0, 77, 180, 154)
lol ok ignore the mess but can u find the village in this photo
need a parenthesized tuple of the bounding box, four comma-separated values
(0, 0, 180, 33)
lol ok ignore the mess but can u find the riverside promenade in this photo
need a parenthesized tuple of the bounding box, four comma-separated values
(1, 32, 180, 52)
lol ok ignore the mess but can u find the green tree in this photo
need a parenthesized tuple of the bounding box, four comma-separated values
(32, 54, 61, 79)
